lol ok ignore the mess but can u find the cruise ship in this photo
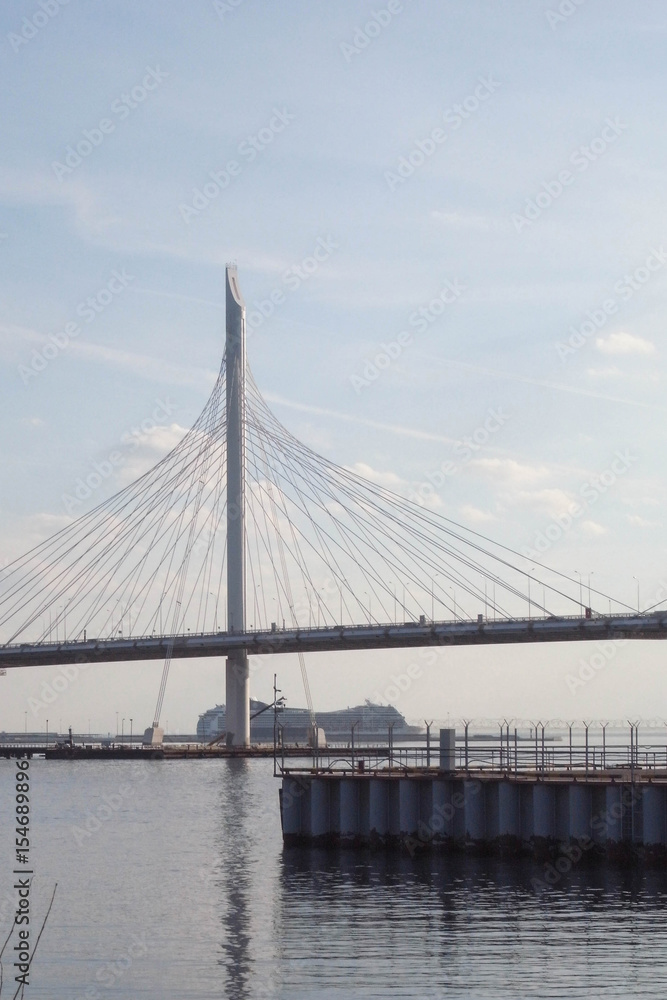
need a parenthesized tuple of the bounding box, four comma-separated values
(197, 699, 422, 744)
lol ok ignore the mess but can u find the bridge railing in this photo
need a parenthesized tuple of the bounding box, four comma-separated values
(278, 737, 667, 777)
(0, 609, 657, 650)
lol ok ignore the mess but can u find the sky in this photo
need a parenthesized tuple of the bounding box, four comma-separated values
(1, 0, 667, 734)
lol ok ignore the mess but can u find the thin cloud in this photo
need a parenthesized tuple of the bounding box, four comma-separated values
(627, 514, 662, 529)
(460, 504, 497, 523)
(345, 462, 406, 488)
(132, 287, 225, 311)
(417, 353, 661, 410)
(596, 332, 655, 356)
(581, 520, 608, 536)
(262, 392, 457, 444)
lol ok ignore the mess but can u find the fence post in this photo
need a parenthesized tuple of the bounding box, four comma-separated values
(569, 723, 573, 770)
(439, 728, 456, 772)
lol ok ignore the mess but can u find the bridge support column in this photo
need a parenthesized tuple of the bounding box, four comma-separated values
(226, 652, 249, 748)
(225, 265, 249, 746)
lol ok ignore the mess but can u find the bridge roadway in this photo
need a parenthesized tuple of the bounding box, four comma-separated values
(0, 612, 665, 669)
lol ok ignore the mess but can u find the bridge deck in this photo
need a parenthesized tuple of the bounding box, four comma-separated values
(0, 613, 665, 668)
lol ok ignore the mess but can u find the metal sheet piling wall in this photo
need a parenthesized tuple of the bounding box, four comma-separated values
(281, 773, 667, 862)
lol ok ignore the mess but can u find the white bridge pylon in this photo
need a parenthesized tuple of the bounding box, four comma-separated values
(0, 267, 654, 745)
(225, 265, 249, 746)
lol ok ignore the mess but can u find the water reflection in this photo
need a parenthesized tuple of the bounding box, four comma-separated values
(3, 759, 667, 999)
(277, 850, 667, 999)
(216, 759, 253, 999)
(213, 759, 282, 1000)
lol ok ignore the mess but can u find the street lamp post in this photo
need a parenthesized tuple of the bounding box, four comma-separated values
(130, 718, 133, 745)
(528, 567, 535, 619)
(122, 718, 125, 743)
(351, 720, 359, 771)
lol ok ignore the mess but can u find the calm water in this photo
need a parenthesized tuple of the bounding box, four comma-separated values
(1, 758, 667, 998)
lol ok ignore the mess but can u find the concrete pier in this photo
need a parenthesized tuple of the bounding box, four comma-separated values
(280, 771, 667, 863)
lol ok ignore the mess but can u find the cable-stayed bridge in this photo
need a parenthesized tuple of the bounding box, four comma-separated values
(1, 266, 665, 744)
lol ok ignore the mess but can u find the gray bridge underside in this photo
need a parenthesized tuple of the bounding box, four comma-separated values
(1, 613, 665, 669)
